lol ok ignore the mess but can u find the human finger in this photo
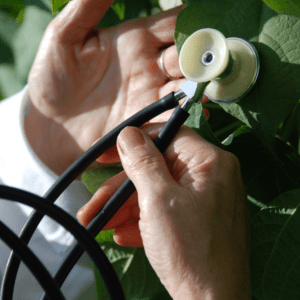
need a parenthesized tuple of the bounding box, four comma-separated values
(95, 123, 171, 165)
(95, 145, 121, 164)
(94, 102, 210, 164)
(117, 127, 175, 200)
(145, 5, 185, 46)
(158, 45, 183, 80)
(113, 222, 144, 247)
(52, 0, 113, 44)
(77, 170, 138, 226)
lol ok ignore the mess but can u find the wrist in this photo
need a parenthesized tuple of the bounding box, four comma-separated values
(170, 281, 251, 300)
(24, 99, 75, 175)
(166, 265, 251, 300)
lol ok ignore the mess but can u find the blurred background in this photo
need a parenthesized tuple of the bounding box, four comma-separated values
(0, 0, 53, 100)
(0, 0, 182, 101)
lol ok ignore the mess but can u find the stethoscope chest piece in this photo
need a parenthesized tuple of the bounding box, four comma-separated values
(179, 28, 260, 103)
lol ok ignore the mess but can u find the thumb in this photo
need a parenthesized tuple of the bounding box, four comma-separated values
(117, 127, 175, 196)
(54, 0, 114, 43)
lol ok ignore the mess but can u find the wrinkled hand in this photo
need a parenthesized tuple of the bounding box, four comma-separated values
(77, 125, 251, 300)
(25, 0, 202, 175)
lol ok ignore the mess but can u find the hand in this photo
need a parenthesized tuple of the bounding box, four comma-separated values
(25, 0, 208, 175)
(77, 125, 251, 300)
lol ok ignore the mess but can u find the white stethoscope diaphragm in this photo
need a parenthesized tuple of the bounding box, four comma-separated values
(179, 28, 260, 103)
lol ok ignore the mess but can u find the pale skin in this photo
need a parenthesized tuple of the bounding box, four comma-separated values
(77, 125, 251, 300)
(25, 0, 211, 174)
(24, 0, 251, 298)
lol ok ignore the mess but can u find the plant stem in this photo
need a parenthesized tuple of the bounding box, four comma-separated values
(214, 120, 243, 138)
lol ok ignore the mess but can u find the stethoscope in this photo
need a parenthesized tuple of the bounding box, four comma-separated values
(0, 28, 259, 300)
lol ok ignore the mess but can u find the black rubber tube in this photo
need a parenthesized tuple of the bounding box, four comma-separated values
(43, 106, 190, 294)
(2, 92, 176, 299)
(0, 221, 65, 300)
(0, 186, 125, 300)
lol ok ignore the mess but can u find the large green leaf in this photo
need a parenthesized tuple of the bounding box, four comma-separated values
(175, 0, 300, 151)
(93, 242, 171, 300)
(251, 189, 300, 299)
(227, 131, 300, 216)
(263, 0, 300, 18)
(184, 101, 222, 147)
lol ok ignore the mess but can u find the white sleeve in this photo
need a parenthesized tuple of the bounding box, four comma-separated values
(0, 86, 97, 299)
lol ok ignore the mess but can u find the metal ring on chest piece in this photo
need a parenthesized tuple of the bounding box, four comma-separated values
(204, 38, 260, 103)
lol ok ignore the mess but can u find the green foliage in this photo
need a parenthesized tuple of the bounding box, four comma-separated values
(52, 0, 69, 15)
(0, 1, 53, 99)
(262, 0, 300, 18)
(111, 0, 126, 20)
(184, 101, 222, 147)
(251, 189, 300, 299)
(93, 243, 172, 300)
(0, 0, 25, 20)
(81, 167, 123, 195)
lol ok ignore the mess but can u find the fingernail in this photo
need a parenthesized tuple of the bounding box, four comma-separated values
(77, 206, 84, 218)
(118, 127, 146, 154)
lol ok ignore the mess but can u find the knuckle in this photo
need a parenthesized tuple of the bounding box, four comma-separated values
(126, 146, 164, 174)
(45, 21, 57, 38)
(201, 148, 241, 179)
(46, 20, 65, 44)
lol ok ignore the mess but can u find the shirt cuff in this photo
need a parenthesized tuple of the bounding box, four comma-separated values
(0, 86, 92, 246)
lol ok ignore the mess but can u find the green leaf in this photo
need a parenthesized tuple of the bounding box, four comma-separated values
(51, 0, 69, 14)
(96, 7, 122, 28)
(95, 229, 115, 244)
(111, 0, 126, 20)
(0, 0, 25, 20)
(184, 102, 222, 147)
(12, 5, 53, 84)
(251, 189, 300, 299)
(226, 132, 300, 216)
(263, 0, 300, 18)
(81, 167, 123, 195)
(175, 0, 300, 151)
(123, 0, 152, 20)
(93, 243, 171, 300)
